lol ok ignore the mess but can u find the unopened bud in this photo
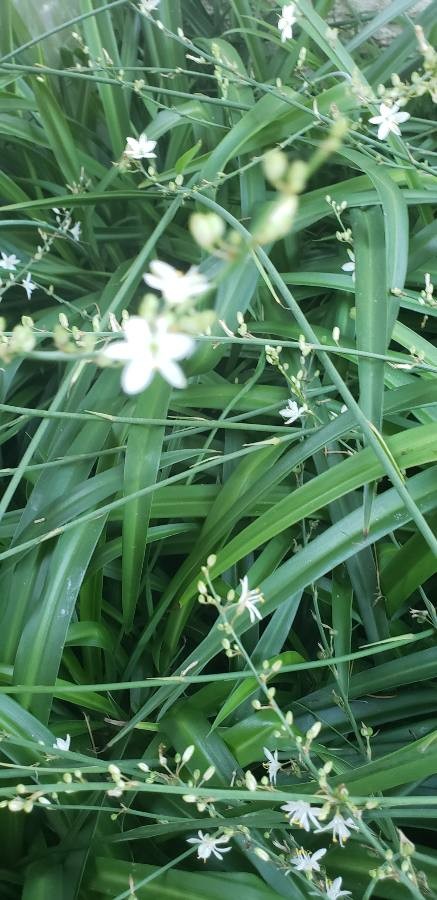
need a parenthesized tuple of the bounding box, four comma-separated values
(181, 745, 195, 765)
(189, 212, 225, 249)
(252, 195, 298, 244)
(245, 770, 257, 791)
(263, 148, 288, 184)
(306, 720, 322, 741)
(286, 160, 308, 194)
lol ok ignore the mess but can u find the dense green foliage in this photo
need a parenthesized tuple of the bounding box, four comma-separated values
(0, 0, 436, 897)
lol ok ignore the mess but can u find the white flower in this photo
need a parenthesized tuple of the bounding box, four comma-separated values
(124, 134, 157, 160)
(144, 260, 209, 306)
(368, 102, 410, 141)
(317, 813, 358, 847)
(278, 4, 297, 41)
(22, 272, 37, 300)
(69, 221, 81, 242)
(53, 734, 70, 751)
(187, 830, 231, 862)
(139, 0, 160, 11)
(103, 315, 195, 394)
(341, 249, 355, 280)
(0, 252, 20, 271)
(281, 800, 323, 832)
(288, 847, 327, 874)
(325, 876, 352, 899)
(236, 575, 263, 623)
(264, 748, 281, 785)
(279, 399, 305, 425)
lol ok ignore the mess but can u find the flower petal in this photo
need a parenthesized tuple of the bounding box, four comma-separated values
(165, 332, 195, 360)
(104, 340, 132, 361)
(123, 316, 152, 351)
(121, 359, 154, 394)
(158, 358, 187, 388)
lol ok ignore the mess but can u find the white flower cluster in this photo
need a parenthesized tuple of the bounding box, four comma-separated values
(101, 128, 215, 395)
(281, 799, 358, 847)
(102, 258, 209, 394)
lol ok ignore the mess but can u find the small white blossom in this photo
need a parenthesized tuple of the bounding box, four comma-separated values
(139, 0, 160, 11)
(124, 134, 157, 160)
(144, 260, 209, 306)
(368, 102, 410, 141)
(288, 847, 327, 874)
(236, 575, 263, 623)
(317, 813, 358, 847)
(0, 252, 20, 271)
(278, 4, 297, 42)
(69, 221, 81, 242)
(325, 876, 352, 899)
(279, 399, 305, 425)
(341, 249, 355, 280)
(22, 272, 37, 300)
(281, 800, 323, 832)
(53, 734, 71, 751)
(264, 747, 281, 785)
(187, 830, 231, 862)
(103, 315, 195, 394)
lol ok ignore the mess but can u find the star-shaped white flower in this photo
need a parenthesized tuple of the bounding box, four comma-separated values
(341, 249, 355, 280)
(103, 315, 195, 394)
(124, 134, 157, 160)
(317, 813, 358, 847)
(187, 830, 231, 862)
(22, 272, 37, 300)
(278, 4, 297, 42)
(264, 747, 281, 785)
(53, 734, 71, 751)
(0, 252, 20, 271)
(236, 575, 264, 623)
(69, 221, 81, 242)
(288, 847, 327, 874)
(144, 260, 209, 306)
(368, 102, 410, 141)
(325, 876, 352, 899)
(279, 398, 306, 425)
(281, 799, 323, 832)
(139, 0, 160, 11)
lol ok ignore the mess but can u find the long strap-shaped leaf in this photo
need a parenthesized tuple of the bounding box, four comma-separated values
(108, 466, 437, 745)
